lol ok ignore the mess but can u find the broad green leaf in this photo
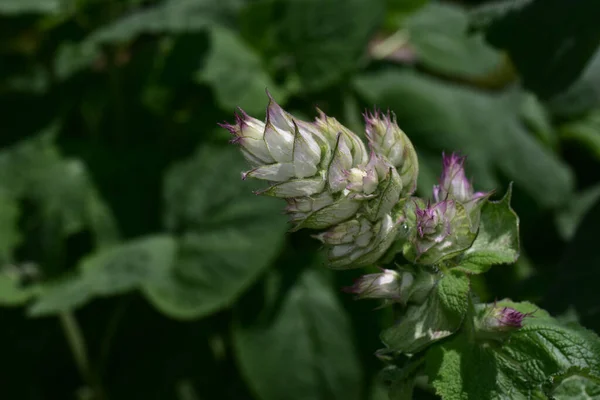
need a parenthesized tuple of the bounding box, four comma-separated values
(142, 146, 287, 319)
(196, 27, 285, 115)
(381, 270, 470, 353)
(28, 235, 177, 316)
(354, 70, 574, 209)
(559, 109, 600, 161)
(404, 3, 503, 78)
(425, 300, 600, 399)
(553, 375, 600, 400)
(279, 0, 385, 91)
(519, 92, 557, 148)
(456, 186, 519, 274)
(233, 268, 363, 400)
(485, 0, 600, 99)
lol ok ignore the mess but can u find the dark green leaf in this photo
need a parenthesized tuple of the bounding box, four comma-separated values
(559, 109, 600, 161)
(28, 235, 177, 316)
(142, 146, 287, 319)
(405, 3, 503, 78)
(233, 268, 363, 400)
(553, 375, 600, 400)
(485, 0, 600, 99)
(196, 27, 285, 114)
(279, 0, 385, 91)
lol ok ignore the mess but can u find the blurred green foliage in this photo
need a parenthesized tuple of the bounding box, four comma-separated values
(1, 0, 600, 399)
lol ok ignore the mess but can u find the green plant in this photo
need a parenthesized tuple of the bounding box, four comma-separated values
(223, 94, 600, 399)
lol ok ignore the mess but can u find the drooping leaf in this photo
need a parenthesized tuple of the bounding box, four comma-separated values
(456, 186, 520, 274)
(381, 270, 470, 353)
(196, 27, 285, 115)
(233, 268, 363, 400)
(404, 3, 504, 79)
(142, 146, 287, 319)
(28, 235, 177, 316)
(355, 70, 574, 209)
(425, 300, 600, 400)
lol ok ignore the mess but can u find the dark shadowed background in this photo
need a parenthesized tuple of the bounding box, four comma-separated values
(1, 0, 600, 399)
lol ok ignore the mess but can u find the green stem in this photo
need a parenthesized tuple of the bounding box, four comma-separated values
(59, 311, 107, 400)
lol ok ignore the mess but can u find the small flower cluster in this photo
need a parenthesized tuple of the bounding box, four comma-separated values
(220, 92, 418, 268)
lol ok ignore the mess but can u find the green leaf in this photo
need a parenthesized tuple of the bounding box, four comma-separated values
(196, 27, 285, 114)
(0, 271, 38, 306)
(354, 70, 574, 209)
(53, 0, 241, 79)
(0, 129, 119, 250)
(553, 375, 600, 400)
(425, 300, 600, 399)
(381, 270, 470, 353)
(519, 92, 557, 148)
(456, 186, 520, 274)
(485, 0, 600, 99)
(28, 235, 177, 316)
(233, 268, 363, 400)
(404, 3, 503, 78)
(141, 146, 287, 319)
(279, 0, 385, 91)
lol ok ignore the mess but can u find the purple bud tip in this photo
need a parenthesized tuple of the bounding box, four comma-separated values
(442, 151, 467, 169)
(415, 203, 436, 238)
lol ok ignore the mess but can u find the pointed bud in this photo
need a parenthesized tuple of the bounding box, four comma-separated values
(475, 303, 533, 341)
(219, 110, 274, 166)
(364, 110, 418, 196)
(343, 269, 403, 300)
(315, 214, 402, 269)
(432, 153, 492, 232)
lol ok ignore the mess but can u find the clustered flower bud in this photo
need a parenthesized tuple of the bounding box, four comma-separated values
(221, 92, 419, 268)
(401, 152, 489, 264)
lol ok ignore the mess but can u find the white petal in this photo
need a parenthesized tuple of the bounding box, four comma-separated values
(264, 123, 294, 163)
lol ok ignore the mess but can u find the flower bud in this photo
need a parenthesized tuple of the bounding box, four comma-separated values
(364, 110, 418, 197)
(432, 153, 491, 231)
(402, 199, 475, 265)
(342, 268, 403, 300)
(315, 213, 401, 269)
(474, 303, 532, 341)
